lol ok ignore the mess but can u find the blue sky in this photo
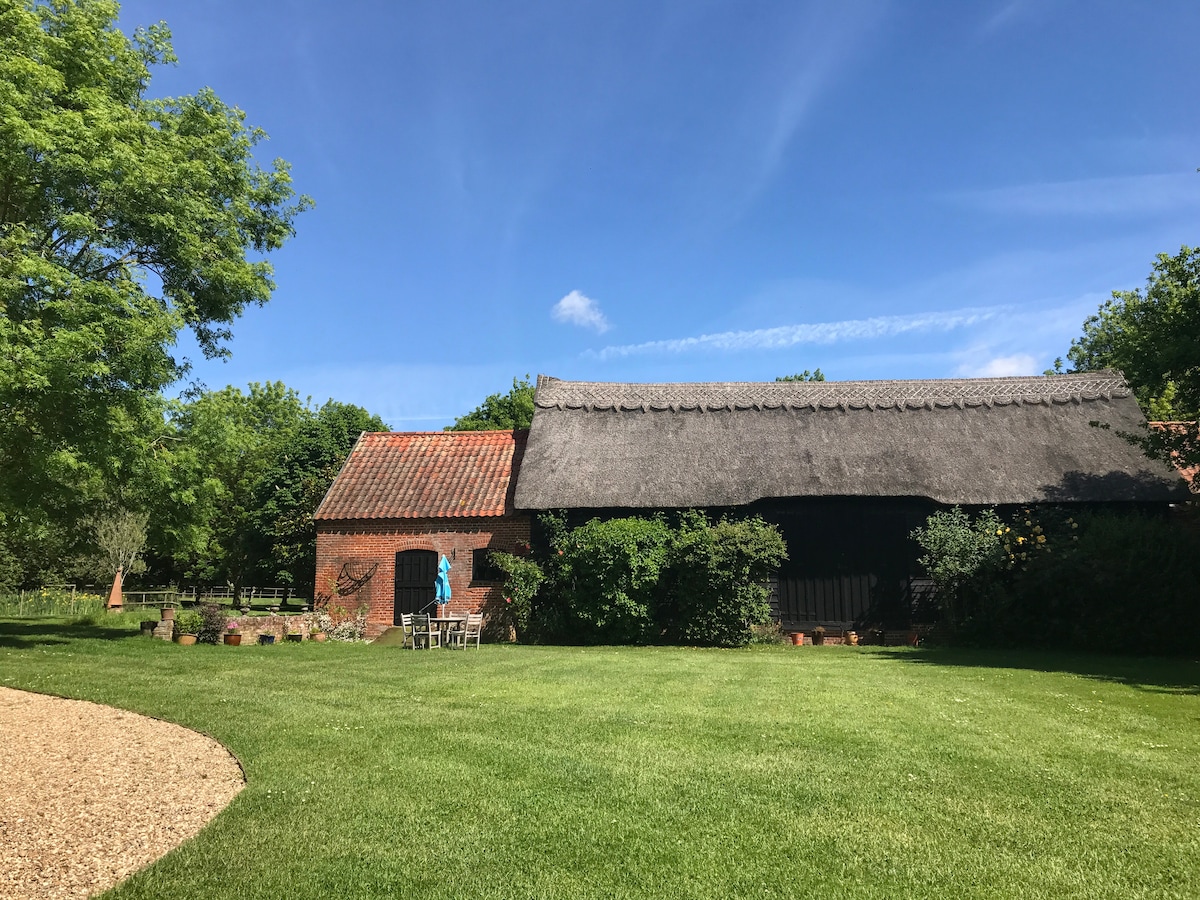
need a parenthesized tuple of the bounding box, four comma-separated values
(116, 1, 1200, 429)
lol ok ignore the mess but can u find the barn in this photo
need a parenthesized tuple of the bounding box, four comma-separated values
(512, 371, 1189, 631)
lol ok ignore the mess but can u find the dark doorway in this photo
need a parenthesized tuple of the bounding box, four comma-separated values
(394, 550, 437, 623)
(753, 496, 936, 629)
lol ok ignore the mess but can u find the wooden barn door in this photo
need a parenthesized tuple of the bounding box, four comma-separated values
(394, 550, 436, 623)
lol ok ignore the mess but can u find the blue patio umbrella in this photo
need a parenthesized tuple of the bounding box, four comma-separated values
(434, 554, 452, 609)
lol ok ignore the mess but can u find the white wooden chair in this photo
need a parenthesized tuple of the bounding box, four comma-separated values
(444, 615, 467, 649)
(399, 613, 415, 649)
(410, 614, 440, 649)
(462, 613, 484, 649)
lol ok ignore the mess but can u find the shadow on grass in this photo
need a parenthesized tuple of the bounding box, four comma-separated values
(863, 645, 1200, 696)
(0, 619, 137, 649)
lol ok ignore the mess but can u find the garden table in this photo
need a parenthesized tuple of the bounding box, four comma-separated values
(431, 615, 467, 646)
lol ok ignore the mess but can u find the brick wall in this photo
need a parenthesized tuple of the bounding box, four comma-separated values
(315, 515, 531, 639)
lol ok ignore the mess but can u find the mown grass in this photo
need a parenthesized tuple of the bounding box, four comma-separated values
(2, 618, 1198, 899)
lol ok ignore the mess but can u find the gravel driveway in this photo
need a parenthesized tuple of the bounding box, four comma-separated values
(0, 687, 244, 899)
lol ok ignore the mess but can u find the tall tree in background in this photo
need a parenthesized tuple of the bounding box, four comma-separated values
(1067, 245, 1200, 474)
(163, 383, 309, 588)
(448, 376, 535, 431)
(251, 401, 387, 594)
(0, 1, 310, 583)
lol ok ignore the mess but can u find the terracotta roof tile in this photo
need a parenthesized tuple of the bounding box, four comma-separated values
(314, 430, 527, 520)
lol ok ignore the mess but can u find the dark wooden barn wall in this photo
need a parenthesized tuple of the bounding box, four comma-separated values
(751, 497, 936, 629)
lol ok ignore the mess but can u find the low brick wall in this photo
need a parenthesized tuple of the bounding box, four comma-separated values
(222, 614, 315, 643)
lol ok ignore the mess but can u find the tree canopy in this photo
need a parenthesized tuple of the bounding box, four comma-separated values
(0, 0, 311, 564)
(251, 400, 387, 594)
(1066, 245, 1200, 473)
(448, 376, 535, 431)
(775, 369, 825, 382)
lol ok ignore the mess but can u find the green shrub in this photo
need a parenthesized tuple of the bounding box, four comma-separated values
(662, 513, 787, 647)
(747, 621, 790, 645)
(489, 551, 544, 635)
(517, 511, 787, 647)
(990, 510, 1200, 654)
(911, 507, 1005, 633)
(197, 602, 227, 644)
(915, 506, 1200, 655)
(552, 516, 673, 644)
(174, 608, 203, 636)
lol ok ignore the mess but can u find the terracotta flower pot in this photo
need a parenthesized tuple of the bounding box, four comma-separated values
(223, 633, 242, 646)
(160, 606, 175, 622)
(311, 632, 327, 643)
(176, 634, 197, 646)
(790, 632, 804, 646)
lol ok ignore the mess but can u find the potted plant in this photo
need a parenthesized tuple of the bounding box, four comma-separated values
(285, 626, 303, 642)
(812, 625, 826, 646)
(790, 632, 804, 646)
(174, 609, 202, 645)
(140, 619, 157, 637)
(224, 621, 242, 646)
(258, 632, 276, 645)
(309, 627, 327, 643)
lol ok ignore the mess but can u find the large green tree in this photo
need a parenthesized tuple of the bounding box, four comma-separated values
(0, 0, 310, 581)
(1067, 245, 1200, 473)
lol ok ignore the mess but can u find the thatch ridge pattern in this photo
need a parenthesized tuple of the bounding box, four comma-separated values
(533, 372, 1129, 413)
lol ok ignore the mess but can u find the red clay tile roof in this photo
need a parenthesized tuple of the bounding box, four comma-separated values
(314, 430, 527, 520)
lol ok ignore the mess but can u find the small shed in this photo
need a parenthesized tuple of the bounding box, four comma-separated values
(314, 430, 529, 638)
(515, 372, 1189, 629)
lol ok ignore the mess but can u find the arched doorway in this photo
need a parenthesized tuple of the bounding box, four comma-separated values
(394, 550, 437, 624)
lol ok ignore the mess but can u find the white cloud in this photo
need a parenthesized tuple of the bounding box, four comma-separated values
(552, 290, 610, 333)
(590, 307, 1004, 361)
(958, 353, 1040, 378)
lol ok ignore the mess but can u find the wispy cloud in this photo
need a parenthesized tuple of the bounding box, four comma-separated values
(980, 0, 1033, 34)
(744, 1, 888, 202)
(590, 307, 1003, 361)
(945, 291, 1109, 379)
(952, 172, 1200, 217)
(552, 290, 610, 333)
(958, 353, 1040, 378)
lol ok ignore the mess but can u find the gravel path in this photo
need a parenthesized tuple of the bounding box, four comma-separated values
(0, 687, 245, 899)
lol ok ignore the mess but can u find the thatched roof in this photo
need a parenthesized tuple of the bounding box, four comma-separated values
(315, 430, 526, 521)
(513, 372, 1188, 510)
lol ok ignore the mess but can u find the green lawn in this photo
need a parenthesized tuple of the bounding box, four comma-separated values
(2, 618, 1198, 900)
